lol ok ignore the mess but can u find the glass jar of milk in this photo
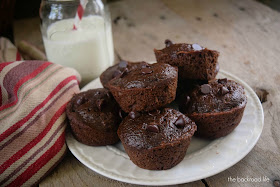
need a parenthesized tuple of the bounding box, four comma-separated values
(40, 0, 114, 86)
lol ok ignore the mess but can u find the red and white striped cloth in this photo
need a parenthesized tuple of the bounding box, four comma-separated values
(0, 60, 81, 186)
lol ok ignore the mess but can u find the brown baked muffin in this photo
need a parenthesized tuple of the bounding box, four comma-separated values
(66, 88, 122, 146)
(107, 63, 178, 113)
(180, 78, 247, 139)
(117, 108, 197, 170)
(100, 61, 147, 89)
(154, 40, 219, 81)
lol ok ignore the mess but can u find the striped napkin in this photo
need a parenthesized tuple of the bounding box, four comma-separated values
(0, 39, 81, 186)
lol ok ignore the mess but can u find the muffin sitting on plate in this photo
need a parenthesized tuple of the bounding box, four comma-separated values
(118, 108, 197, 170)
(66, 88, 122, 146)
(179, 78, 247, 139)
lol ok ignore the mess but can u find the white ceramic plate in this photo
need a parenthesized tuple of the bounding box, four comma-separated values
(66, 69, 264, 186)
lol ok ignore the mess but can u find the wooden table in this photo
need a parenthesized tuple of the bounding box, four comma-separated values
(13, 0, 280, 186)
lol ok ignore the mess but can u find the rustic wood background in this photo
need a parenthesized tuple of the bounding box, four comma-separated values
(13, 0, 280, 186)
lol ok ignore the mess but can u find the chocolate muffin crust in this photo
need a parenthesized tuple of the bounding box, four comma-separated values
(66, 88, 121, 146)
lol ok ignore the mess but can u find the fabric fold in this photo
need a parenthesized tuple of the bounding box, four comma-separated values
(0, 60, 80, 187)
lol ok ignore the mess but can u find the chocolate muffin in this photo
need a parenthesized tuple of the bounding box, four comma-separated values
(154, 40, 219, 81)
(66, 88, 122, 146)
(118, 108, 197, 170)
(180, 78, 247, 139)
(107, 63, 178, 113)
(100, 61, 146, 89)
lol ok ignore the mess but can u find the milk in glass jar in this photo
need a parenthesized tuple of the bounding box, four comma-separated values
(40, 0, 114, 86)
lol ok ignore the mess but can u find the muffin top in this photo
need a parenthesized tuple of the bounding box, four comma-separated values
(155, 40, 219, 57)
(117, 108, 196, 149)
(100, 61, 146, 88)
(67, 88, 121, 132)
(108, 63, 178, 89)
(181, 79, 247, 114)
(160, 43, 205, 53)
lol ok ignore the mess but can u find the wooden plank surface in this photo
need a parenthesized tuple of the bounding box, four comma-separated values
(13, 0, 280, 186)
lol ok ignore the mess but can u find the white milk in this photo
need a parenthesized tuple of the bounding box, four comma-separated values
(43, 16, 114, 86)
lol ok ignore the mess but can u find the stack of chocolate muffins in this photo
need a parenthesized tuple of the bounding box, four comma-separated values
(66, 40, 247, 170)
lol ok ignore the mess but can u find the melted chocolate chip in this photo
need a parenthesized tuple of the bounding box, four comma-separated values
(185, 95, 191, 105)
(165, 39, 173, 47)
(101, 121, 106, 127)
(174, 115, 185, 128)
(76, 97, 83, 105)
(129, 111, 140, 119)
(220, 86, 229, 95)
(148, 109, 161, 116)
(113, 70, 122, 78)
(96, 99, 104, 110)
(141, 67, 153, 74)
(186, 44, 192, 50)
(140, 61, 148, 68)
(192, 43, 203, 51)
(201, 84, 211, 94)
(113, 68, 128, 78)
(121, 68, 128, 78)
(218, 78, 227, 84)
(106, 92, 111, 98)
(146, 124, 159, 133)
(118, 61, 128, 69)
(119, 110, 124, 119)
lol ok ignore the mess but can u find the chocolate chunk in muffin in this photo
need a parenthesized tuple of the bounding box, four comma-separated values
(180, 79, 247, 139)
(117, 108, 197, 170)
(107, 63, 178, 113)
(66, 88, 121, 146)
